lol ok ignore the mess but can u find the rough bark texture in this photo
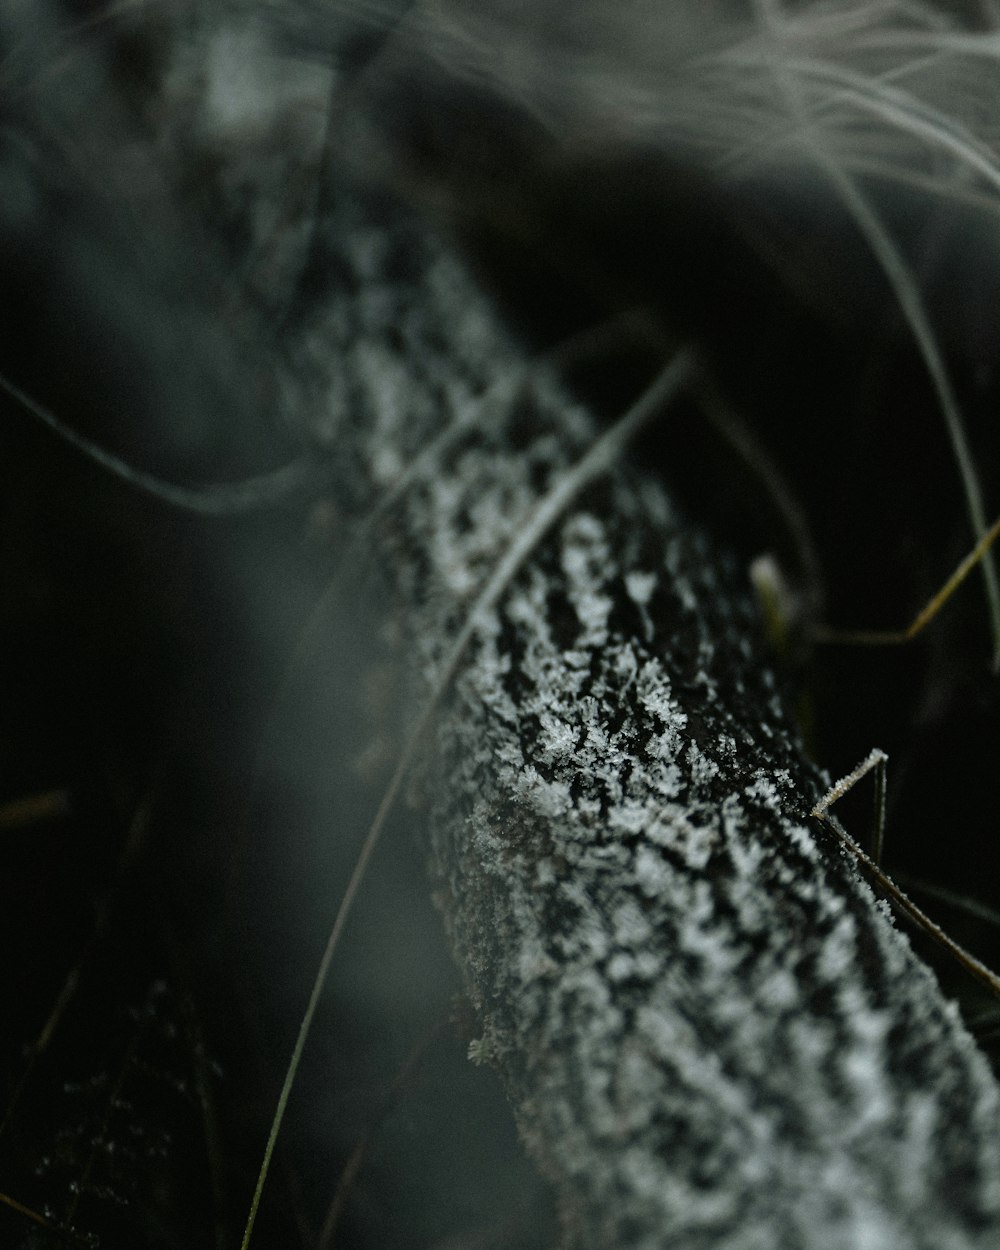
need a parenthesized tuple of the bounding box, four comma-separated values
(17, 5, 1000, 1246)
(269, 179, 1000, 1245)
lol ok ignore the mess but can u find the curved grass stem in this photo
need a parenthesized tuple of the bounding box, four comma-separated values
(812, 756, 1000, 1002)
(751, 0, 1000, 670)
(0, 373, 316, 517)
(813, 512, 1000, 647)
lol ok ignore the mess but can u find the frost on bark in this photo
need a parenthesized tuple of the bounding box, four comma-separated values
(276, 186, 1000, 1247)
(52, 8, 1000, 1247)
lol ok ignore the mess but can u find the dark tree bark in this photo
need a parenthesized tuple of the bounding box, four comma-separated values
(4, 4, 1000, 1248)
(272, 176, 1000, 1246)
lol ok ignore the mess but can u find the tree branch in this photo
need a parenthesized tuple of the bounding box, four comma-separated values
(283, 184, 1000, 1246)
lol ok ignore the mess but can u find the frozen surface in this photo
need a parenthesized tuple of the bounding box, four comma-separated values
(281, 190, 1000, 1247)
(169, 14, 1000, 1248)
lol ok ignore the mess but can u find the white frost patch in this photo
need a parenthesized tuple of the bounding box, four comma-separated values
(679, 909, 740, 980)
(633, 845, 674, 898)
(562, 647, 593, 671)
(514, 766, 573, 820)
(517, 936, 558, 986)
(561, 513, 615, 640)
(609, 799, 657, 836)
(686, 741, 719, 786)
(636, 659, 681, 718)
(624, 570, 656, 640)
(744, 774, 786, 814)
(811, 1179, 902, 1250)
(536, 858, 558, 888)
(720, 794, 752, 856)
(357, 342, 408, 483)
(633, 951, 662, 981)
(625, 570, 656, 604)
(874, 897, 896, 927)
(646, 811, 716, 869)
(645, 725, 685, 760)
(493, 739, 524, 772)
(539, 710, 579, 761)
(817, 913, 858, 983)
(611, 643, 640, 684)
(841, 1050, 891, 1138)
(758, 968, 800, 1010)
(635, 1000, 694, 1063)
(612, 900, 653, 949)
(783, 821, 821, 863)
(607, 952, 638, 983)
(577, 590, 614, 635)
(897, 1094, 938, 1205)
